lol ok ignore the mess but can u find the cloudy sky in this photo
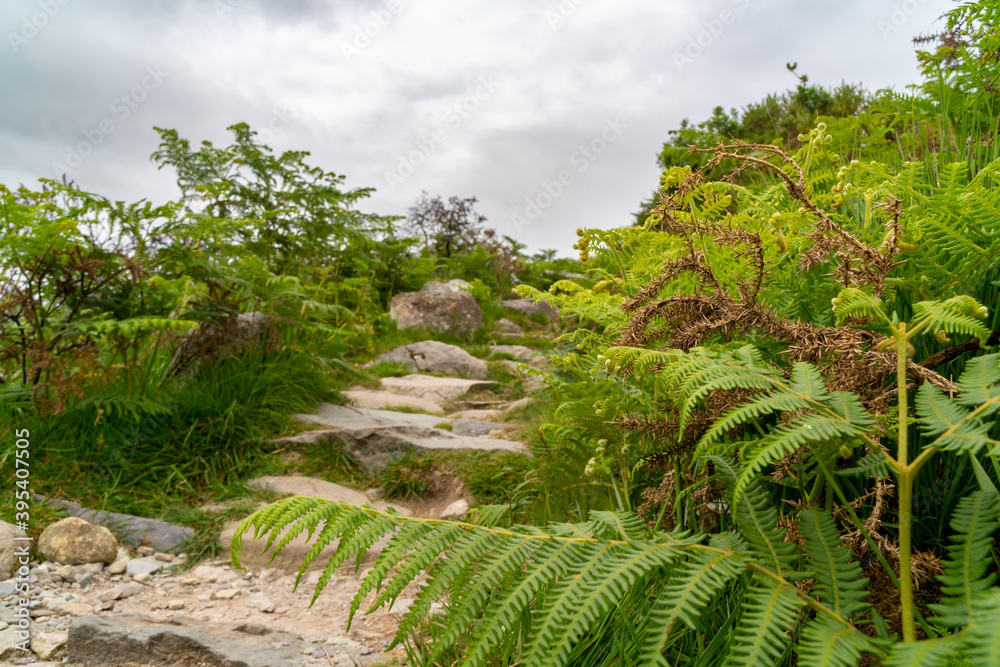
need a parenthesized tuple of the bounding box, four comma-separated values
(1, 0, 953, 255)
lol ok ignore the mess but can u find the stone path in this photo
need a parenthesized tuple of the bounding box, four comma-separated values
(0, 341, 549, 665)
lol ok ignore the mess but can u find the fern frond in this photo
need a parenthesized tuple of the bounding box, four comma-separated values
(796, 616, 882, 667)
(915, 381, 1000, 455)
(928, 490, 1000, 628)
(955, 353, 1000, 411)
(637, 550, 747, 666)
(831, 288, 888, 325)
(912, 295, 991, 345)
(722, 580, 804, 667)
(799, 508, 869, 619)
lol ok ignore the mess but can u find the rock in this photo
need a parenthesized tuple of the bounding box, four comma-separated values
(30, 630, 67, 659)
(0, 580, 16, 597)
(132, 572, 151, 583)
(342, 389, 444, 414)
(67, 614, 314, 666)
(293, 404, 525, 476)
(126, 556, 164, 577)
(106, 548, 129, 575)
(96, 588, 122, 602)
(154, 552, 173, 562)
(373, 340, 488, 379)
(115, 582, 146, 599)
(451, 420, 506, 437)
(501, 298, 559, 321)
(163, 311, 276, 379)
(31, 495, 193, 553)
(0, 626, 23, 661)
(38, 518, 118, 565)
(246, 476, 407, 515)
(137, 546, 155, 557)
(245, 593, 276, 613)
(389, 281, 483, 335)
(439, 499, 470, 520)
(500, 397, 535, 413)
(380, 374, 497, 405)
(166, 599, 185, 610)
(490, 345, 548, 367)
(213, 588, 240, 600)
(495, 318, 523, 336)
(55, 602, 93, 617)
(0, 521, 28, 581)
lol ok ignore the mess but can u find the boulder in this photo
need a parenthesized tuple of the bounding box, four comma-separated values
(389, 281, 483, 335)
(373, 340, 488, 379)
(501, 298, 559, 321)
(380, 374, 497, 405)
(0, 520, 28, 580)
(38, 518, 118, 565)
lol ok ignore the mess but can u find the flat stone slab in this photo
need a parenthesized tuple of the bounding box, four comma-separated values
(67, 613, 316, 666)
(246, 476, 409, 515)
(380, 374, 497, 405)
(31, 495, 192, 553)
(294, 404, 446, 431)
(342, 389, 444, 414)
(451, 420, 507, 437)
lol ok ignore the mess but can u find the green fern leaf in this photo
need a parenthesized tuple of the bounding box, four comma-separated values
(799, 508, 869, 618)
(722, 580, 804, 667)
(796, 617, 882, 667)
(928, 490, 1000, 628)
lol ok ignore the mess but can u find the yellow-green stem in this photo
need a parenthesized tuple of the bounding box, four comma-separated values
(895, 325, 916, 642)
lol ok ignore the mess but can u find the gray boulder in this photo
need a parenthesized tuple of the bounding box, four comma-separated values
(389, 281, 483, 335)
(374, 340, 488, 379)
(501, 298, 559, 321)
(0, 520, 28, 580)
(38, 517, 118, 565)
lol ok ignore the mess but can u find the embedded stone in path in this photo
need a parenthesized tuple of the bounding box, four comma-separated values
(389, 280, 483, 335)
(451, 420, 507, 437)
(380, 374, 497, 406)
(342, 389, 444, 414)
(501, 298, 559, 321)
(32, 495, 193, 553)
(447, 408, 503, 422)
(292, 404, 526, 475)
(373, 340, 489, 379)
(67, 614, 320, 667)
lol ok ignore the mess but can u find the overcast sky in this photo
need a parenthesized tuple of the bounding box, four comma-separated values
(1, 0, 953, 256)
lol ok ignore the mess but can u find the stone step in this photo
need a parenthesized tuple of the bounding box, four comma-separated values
(342, 388, 444, 414)
(379, 374, 497, 405)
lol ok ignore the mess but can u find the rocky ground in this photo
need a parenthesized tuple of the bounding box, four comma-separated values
(0, 331, 552, 667)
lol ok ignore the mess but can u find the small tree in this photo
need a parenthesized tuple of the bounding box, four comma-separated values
(404, 192, 486, 258)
